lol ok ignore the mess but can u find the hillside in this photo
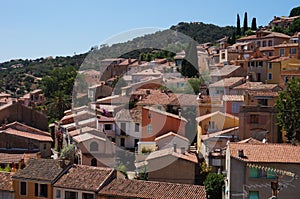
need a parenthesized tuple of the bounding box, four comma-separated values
(0, 22, 235, 96)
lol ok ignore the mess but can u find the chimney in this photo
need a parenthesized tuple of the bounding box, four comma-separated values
(128, 58, 131, 64)
(238, 149, 244, 158)
(178, 109, 182, 118)
(173, 143, 177, 152)
(59, 158, 66, 168)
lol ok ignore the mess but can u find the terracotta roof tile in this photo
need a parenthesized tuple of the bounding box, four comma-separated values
(155, 131, 190, 143)
(229, 143, 300, 163)
(210, 65, 241, 77)
(209, 77, 244, 88)
(53, 165, 114, 192)
(222, 95, 244, 102)
(238, 137, 264, 144)
(196, 111, 239, 122)
(0, 172, 13, 192)
(233, 82, 280, 91)
(201, 127, 239, 141)
(115, 108, 142, 122)
(12, 159, 70, 182)
(269, 56, 290, 62)
(248, 91, 279, 97)
(99, 178, 206, 199)
(0, 153, 39, 164)
(3, 128, 53, 142)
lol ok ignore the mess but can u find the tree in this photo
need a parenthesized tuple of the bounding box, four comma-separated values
(289, 6, 300, 17)
(228, 31, 236, 45)
(111, 76, 128, 95)
(289, 17, 300, 35)
(275, 78, 300, 142)
(204, 173, 225, 199)
(60, 144, 75, 163)
(47, 90, 71, 120)
(251, 17, 257, 30)
(236, 14, 241, 36)
(243, 12, 249, 35)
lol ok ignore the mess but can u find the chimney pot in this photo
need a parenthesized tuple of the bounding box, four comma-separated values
(238, 149, 244, 158)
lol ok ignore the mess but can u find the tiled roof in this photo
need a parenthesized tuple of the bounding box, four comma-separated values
(118, 59, 137, 66)
(196, 111, 238, 122)
(209, 77, 244, 88)
(155, 131, 190, 142)
(115, 108, 142, 122)
(72, 132, 106, 143)
(143, 106, 188, 123)
(0, 172, 13, 192)
(68, 126, 96, 137)
(248, 91, 279, 97)
(0, 152, 39, 164)
(201, 127, 239, 141)
(99, 178, 206, 199)
(53, 165, 114, 192)
(269, 56, 290, 62)
(222, 95, 244, 102)
(210, 65, 241, 77)
(233, 82, 279, 91)
(146, 148, 198, 164)
(12, 159, 70, 182)
(169, 94, 198, 106)
(259, 46, 275, 51)
(274, 43, 298, 48)
(229, 143, 300, 163)
(3, 128, 53, 142)
(238, 137, 264, 144)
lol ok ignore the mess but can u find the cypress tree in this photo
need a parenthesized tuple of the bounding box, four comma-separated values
(251, 17, 257, 30)
(236, 14, 241, 36)
(243, 12, 248, 35)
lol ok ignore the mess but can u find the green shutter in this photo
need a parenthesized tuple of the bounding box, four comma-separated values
(250, 168, 259, 178)
(267, 169, 276, 179)
(249, 191, 259, 199)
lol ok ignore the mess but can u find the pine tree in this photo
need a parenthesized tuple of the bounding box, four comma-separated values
(236, 14, 241, 36)
(251, 17, 257, 30)
(180, 41, 199, 78)
(243, 12, 248, 35)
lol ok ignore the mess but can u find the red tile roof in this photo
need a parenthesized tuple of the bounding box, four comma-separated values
(0, 172, 13, 192)
(209, 77, 244, 88)
(222, 95, 244, 102)
(54, 165, 114, 192)
(99, 178, 207, 199)
(196, 111, 239, 122)
(155, 131, 190, 142)
(0, 152, 39, 164)
(201, 127, 239, 141)
(3, 128, 52, 142)
(229, 143, 300, 163)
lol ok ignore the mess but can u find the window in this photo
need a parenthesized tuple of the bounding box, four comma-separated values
(284, 76, 289, 85)
(268, 63, 272, 69)
(35, 183, 48, 197)
(232, 102, 240, 113)
(250, 168, 259, 178)
(20, 181, 27, 196)
(120, 123, 126, 135)
(56, 189, 61, 198)
(120, 138, 125, 147)
(104, 124, 112, 130)
(249, 191, 259, 199)
(267, 169, 276, 179)
(250, 115, 259, 124)
(262, 40, 266, 47)
(65, 191, 78, 199)
(257, 41, 261, 47)
(135, 123, 140, 132)
(147, 124, 152, 134)
(268, 40, 273, 46)
(258, 99, 268, 106)
(257, 73, 261, 82)
(290, 48, 297, 54)
(134, 139, 139, 147)
(268, 73, 272, 80)
(90, 141, 98, 152)
(221, 53, 225, 59)
(257, 61, 263, 67)
(279, 48, 285, 56)
(43, 144, 47, 150)
(82, 193, 94, 199)
(208, 121, 215, 130)
(91, 158, 97, 166)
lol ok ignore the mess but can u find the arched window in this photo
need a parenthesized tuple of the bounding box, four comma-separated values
(91, 158, 97, 166)
(90, 141, 98, 152)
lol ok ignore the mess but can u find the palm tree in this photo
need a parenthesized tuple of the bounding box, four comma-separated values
(47, 91, 71, 120)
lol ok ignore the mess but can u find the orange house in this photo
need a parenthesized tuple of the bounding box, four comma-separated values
(141, 107, 187, 142)
(12, 159, 71, 199)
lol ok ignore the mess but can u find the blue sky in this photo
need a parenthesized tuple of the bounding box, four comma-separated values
(0, 0, 299, 62)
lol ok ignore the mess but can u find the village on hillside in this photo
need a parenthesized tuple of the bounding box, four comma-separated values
(1, 10, 300, 199)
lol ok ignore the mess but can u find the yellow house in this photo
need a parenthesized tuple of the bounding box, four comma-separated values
(195, 111, 239, 153)
(267, 57, 290, 84)
(279, 58, 300, 88)
(12, 159, 71, 199)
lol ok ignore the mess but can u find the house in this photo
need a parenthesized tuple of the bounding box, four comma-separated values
(222, 95, 244, 116)
(269, 15, 300, 30)
(225, 143, 300, 199)
(237, 30, 291, 48)
(154, 131, 190, 151)
(209, 65, 247, 83)
(114, 108, 141, 149)
(274, 42, 299, 58)
(19, 89, 46, 108)
(232, 81, 282, 95)
(87, 83, 113, 101)
(0, 152, 40, 169)
(195, 111, 239, 154)
(278, 58, 300, 88)
(12, 159, 71, 199)
(0, 93, 13, 106)
(267, 57, 290, 84)
(200, 127, 238, 172)
(0, 100, 48, 131)
(53, 165, 116, 199)
(209, 77, 245, 96)
(144, 147, 199, 185)
(78, 69, 101, 87)
(0, 122, 53, 158)
(131, 69, 162, 83)
(99, 58, 125, 81)
(72, 130, 115, 168)
(238, 103, 278, 143)
(98, 178, 207, 199)
(141, 106, 187, 142)
(0, 172, 14, 199)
